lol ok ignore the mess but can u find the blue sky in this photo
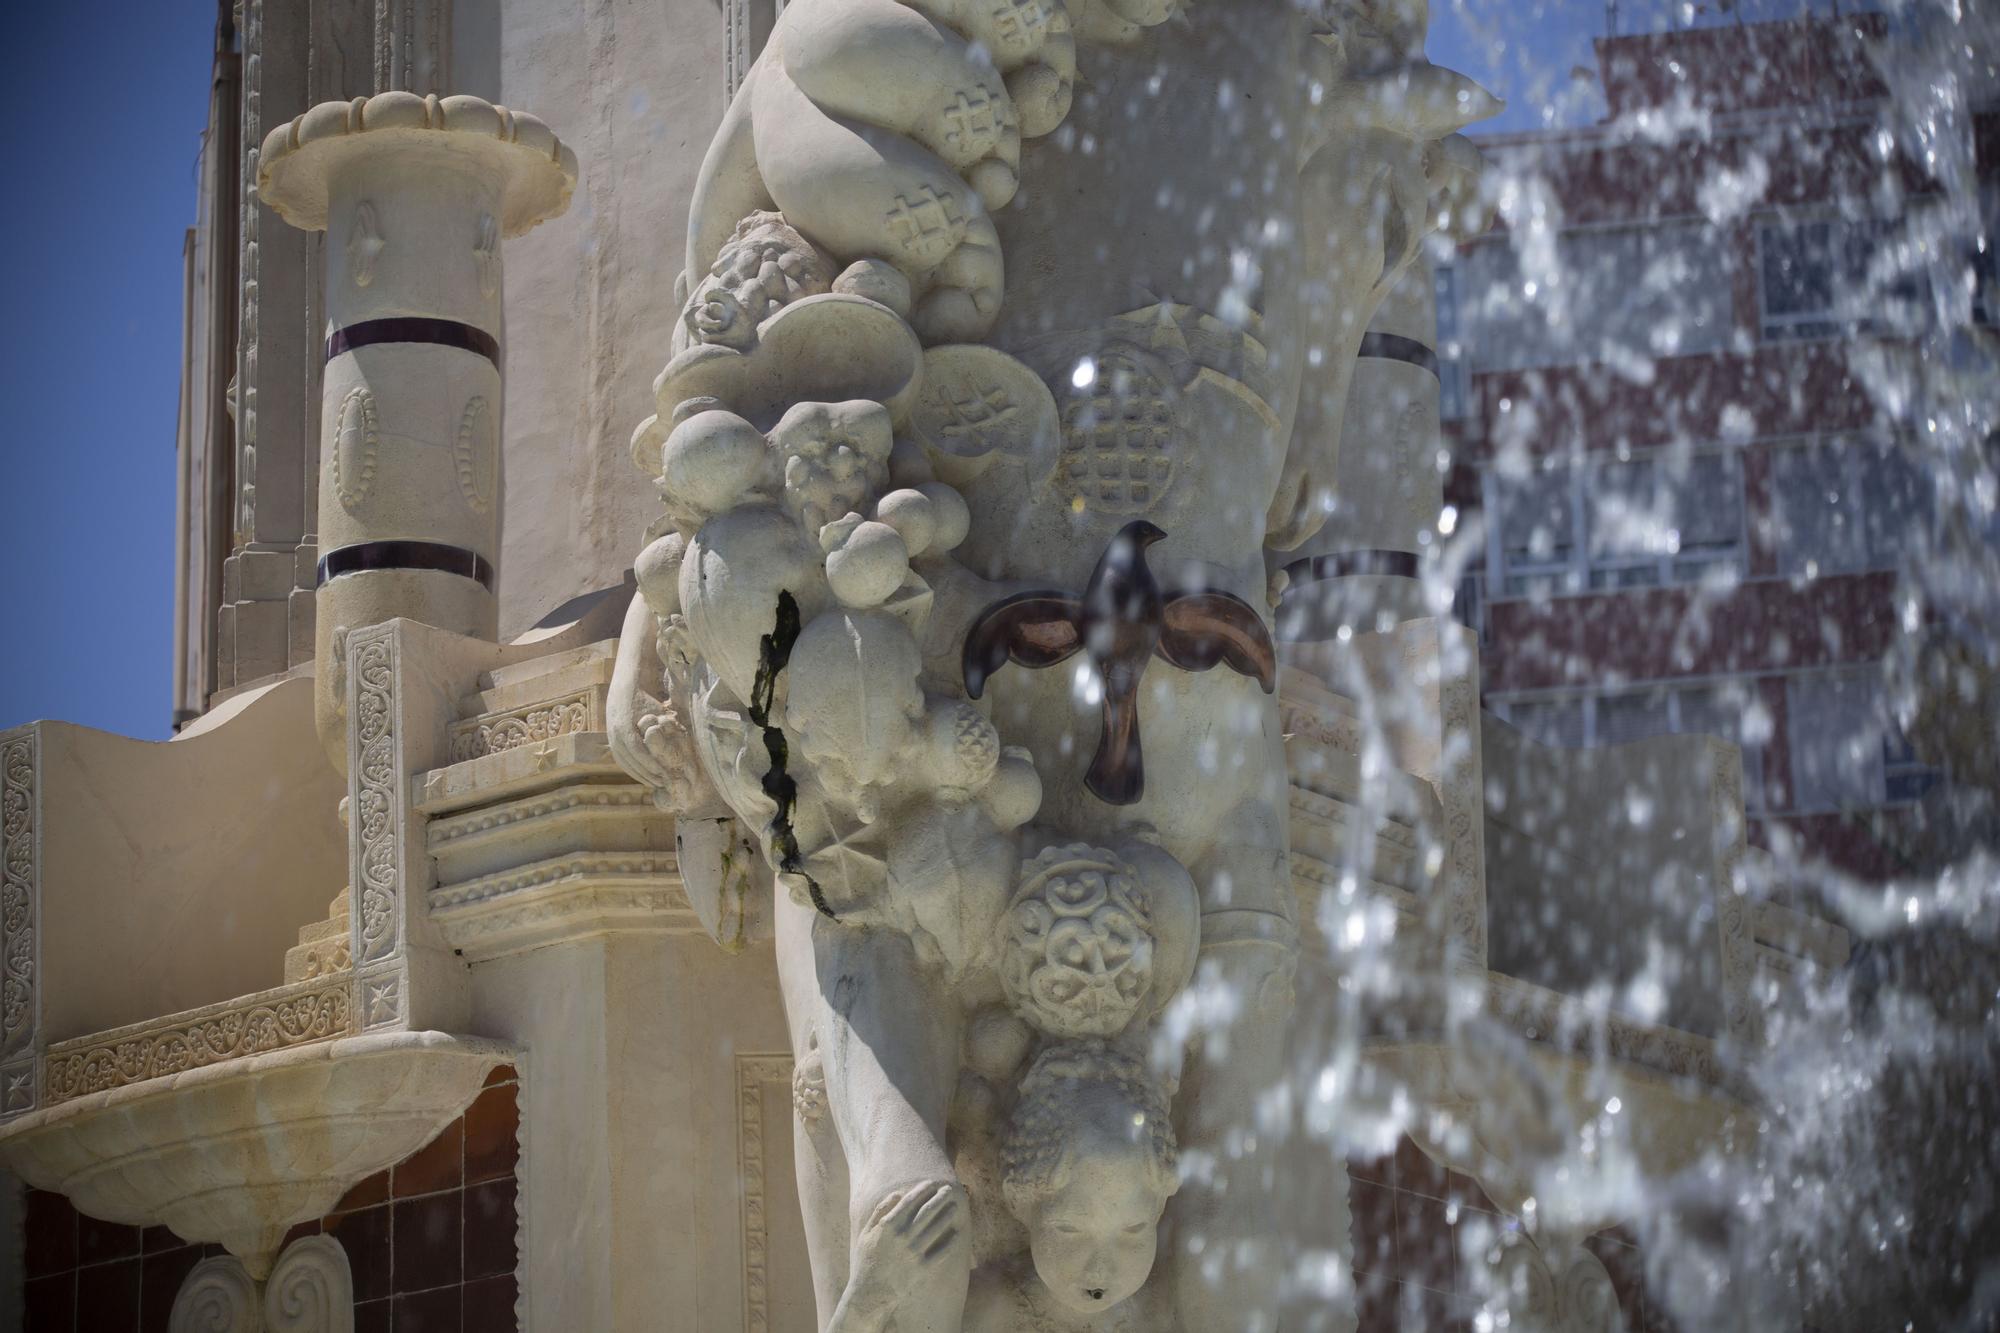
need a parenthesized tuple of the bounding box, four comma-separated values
(0, 3, 213, 740)
(0, 0, 1844, 741)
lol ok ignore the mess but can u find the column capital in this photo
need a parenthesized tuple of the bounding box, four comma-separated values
(258, 92, 577, 239)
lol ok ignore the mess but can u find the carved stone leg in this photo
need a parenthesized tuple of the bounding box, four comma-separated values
(778, 893, 971, 1332)
(776, 889, 853, 1329)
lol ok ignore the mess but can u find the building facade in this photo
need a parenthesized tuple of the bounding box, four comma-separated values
(1445, 15, 2000, 883)
(4, 3, 1991, 1332)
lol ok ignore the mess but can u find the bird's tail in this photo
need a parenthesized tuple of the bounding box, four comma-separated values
(1086, 697, 1144, 806)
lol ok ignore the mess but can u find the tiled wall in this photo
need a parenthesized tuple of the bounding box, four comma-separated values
(23, 1065, 520, 1333)
(1350, 1136, 1665, 1332)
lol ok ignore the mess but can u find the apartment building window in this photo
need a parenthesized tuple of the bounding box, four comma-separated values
(1769, 436, 1931, 576)
(1495, 682, 1768, 810)
(1787, 669, 1941, 811)
(1486, 451, 1746, 598)
(1757, 215, 1927, 341)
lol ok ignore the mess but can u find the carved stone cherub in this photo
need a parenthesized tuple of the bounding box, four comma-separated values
(834, 1042, 1181, 1331)
(613, 0, 1499, 1324)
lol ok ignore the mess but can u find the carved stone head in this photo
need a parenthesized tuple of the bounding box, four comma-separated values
(683, 211, 835, 352)
(999, 844, 1157, 1039)
(1000, 1040, 1179, 1313)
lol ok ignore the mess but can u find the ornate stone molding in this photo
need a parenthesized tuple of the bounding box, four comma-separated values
(428, 852, 697, 961)
(426, 781, 650, 846)
(724, 0, 787, 105)
(0, 727, 40, 1117)
(169, 1255, 260, 1332)
(265, 1233, 356, 1332)
(236, 0, 264, 546)
(736, 1053, 794, 1333)
(43, 974, 354, 1106)
(374, 0, 453, 96)
(447, 687, 600, 762)
(349, 627, 402, 967)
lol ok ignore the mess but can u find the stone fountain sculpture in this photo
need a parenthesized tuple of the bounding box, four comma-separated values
(608, 0, 1498, 1326)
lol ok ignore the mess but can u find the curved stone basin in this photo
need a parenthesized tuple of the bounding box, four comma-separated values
(1362, 976, 1753, 1230)
(0, 1031, 511, 1277)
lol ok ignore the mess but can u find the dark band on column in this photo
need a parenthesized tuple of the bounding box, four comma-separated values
(326, 317, 500, 366)
(317, 540, 496, 593)
(1284, 549, 1422, 584)
(1357, 332, 1439, 378)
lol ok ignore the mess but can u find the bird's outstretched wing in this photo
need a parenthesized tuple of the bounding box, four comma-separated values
(1156, 591, 1278, 693)
(962, 592, 1084, 698)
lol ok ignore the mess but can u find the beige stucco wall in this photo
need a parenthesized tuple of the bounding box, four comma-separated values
(35, 677, 346, 1041)
(452, 0, 731, 636)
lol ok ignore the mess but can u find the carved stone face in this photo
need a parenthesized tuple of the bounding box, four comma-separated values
(683, 212, 833, 351)
(1026, 1133, 1169, 1313)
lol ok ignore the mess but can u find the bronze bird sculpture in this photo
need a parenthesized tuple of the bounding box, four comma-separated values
(963, 521, 1278, 805)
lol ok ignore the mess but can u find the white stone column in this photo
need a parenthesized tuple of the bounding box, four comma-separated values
(257, 92, 576, 767)
(1282, 261, 1442, 637)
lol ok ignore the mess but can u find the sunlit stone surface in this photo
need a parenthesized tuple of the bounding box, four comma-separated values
(3, 0, 1998, 1329)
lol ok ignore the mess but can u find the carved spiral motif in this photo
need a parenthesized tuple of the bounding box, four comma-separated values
(998, 844, 1155, 1039)
(1555, 1249, 1623, 1333)
(331, 387, 379, 511)
(265, 1234, 356, 1333)
(167, 1256, 260, 1333)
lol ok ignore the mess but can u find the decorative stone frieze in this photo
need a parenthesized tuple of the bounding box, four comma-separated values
(349, 625, 403, 968)
(447, 685, 602, 761)
(42, 974, 354, 1106)
(0, 727, 39, 1118)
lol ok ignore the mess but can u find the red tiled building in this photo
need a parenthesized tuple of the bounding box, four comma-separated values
(1442, 14, 1998, 881)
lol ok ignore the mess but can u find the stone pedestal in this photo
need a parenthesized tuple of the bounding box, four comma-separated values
(257, 92, 577, 768)
(415, 656, 800, 1328)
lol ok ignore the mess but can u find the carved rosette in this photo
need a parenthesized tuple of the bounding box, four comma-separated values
(998, 844, 1156, 1040)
